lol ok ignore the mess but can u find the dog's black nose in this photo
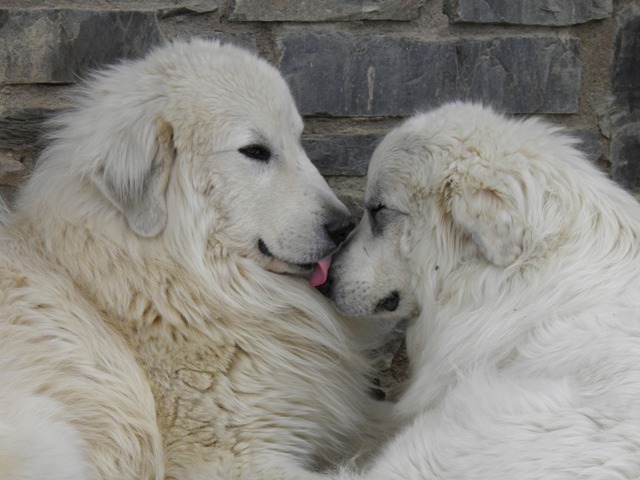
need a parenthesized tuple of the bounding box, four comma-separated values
(325, 216, 354, 246)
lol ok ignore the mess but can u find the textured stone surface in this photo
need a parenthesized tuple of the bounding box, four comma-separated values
(609, 7, 640, 191)
(278, 32, 581, 116)
(0, 10, 161, 83)
(158, 1, 219, 18)
(596, 91, 640, 191)
(444, 0, 612, 26)
(304, 133, 380, 176)
(0, 1, 206, 8)
(613, 12, 640, 91)
(229, 0, 421, 22)
(570, 128, 604, 163)
(611, 120, 640, 191)
(0, 108, 57, 149)
(160, 26, 258, 52)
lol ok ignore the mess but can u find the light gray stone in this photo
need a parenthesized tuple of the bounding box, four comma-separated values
(443, 0, 612, 26)
(229, 0, 421, 22)
(0, 9, 161, 83)
(278, 32, 581, 116)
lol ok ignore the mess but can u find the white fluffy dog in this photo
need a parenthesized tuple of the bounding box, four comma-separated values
(324, 102, 640, 479)
(0, 39, 383, 479)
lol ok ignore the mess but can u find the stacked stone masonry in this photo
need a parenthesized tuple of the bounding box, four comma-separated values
(1, 0, 639, 208)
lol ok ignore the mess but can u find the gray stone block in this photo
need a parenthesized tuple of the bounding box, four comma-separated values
(0, 10, 161, 83)
(611, 120, 640, 191)
(304, 133, 380, 176)
(570, 128, 604, 163)
(595, 87, 640, 193)
(613, 13, 640, 92)
(229, 0, 421, 22)
(158, 0, 219, 18)
(443, 0, 612, 26)
(278, 32, 581, 116)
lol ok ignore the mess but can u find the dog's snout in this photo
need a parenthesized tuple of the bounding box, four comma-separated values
(325, 216, 354, 246)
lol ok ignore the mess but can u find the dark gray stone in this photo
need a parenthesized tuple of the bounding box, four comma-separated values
(0, 10, 161, 83)
(595, 87, 640, 193)
(278, 32, 581, 116)
(611, 120, 640, 191)
(304, 133, 380, 176)
(570, 128, 604, 163)
(229, 0, 421, 22)
(0, 108, 58, 150)
(613, 13, 640, 92)
(443, 0, 612, 26)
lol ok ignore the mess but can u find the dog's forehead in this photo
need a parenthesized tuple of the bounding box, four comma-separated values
(166, 54, 303, 149)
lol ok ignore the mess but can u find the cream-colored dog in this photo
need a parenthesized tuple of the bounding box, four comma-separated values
(324, 103, 640, 479)
(0, 39, 382, 480)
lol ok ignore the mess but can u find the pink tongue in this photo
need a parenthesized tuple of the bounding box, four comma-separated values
(309, 255, 332, 287)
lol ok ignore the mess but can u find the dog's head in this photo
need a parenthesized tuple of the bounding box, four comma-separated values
(57, 39, 352, 276)
(324, 102, 566, 318)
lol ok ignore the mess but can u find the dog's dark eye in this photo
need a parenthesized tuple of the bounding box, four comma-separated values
(239, 144, 271, 162)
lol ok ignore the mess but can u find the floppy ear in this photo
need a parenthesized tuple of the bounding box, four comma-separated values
(444, 168, 524, 266)
(92, 117, 176, 237)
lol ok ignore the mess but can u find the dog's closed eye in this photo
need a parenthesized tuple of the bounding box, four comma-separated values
(368, 204, 386, 220)
(239, 144, 271, 162)
(368, 204, 387, 236)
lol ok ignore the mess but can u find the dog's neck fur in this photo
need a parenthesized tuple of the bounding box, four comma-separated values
(9, 166, 378, 471)
(397, 169, 640, 421)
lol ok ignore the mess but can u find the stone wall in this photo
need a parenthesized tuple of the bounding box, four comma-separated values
(1, 0, 639, 211)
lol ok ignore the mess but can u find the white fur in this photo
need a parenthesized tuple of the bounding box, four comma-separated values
(0, 39, 384, 479)
(329, 102, 640, 479)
